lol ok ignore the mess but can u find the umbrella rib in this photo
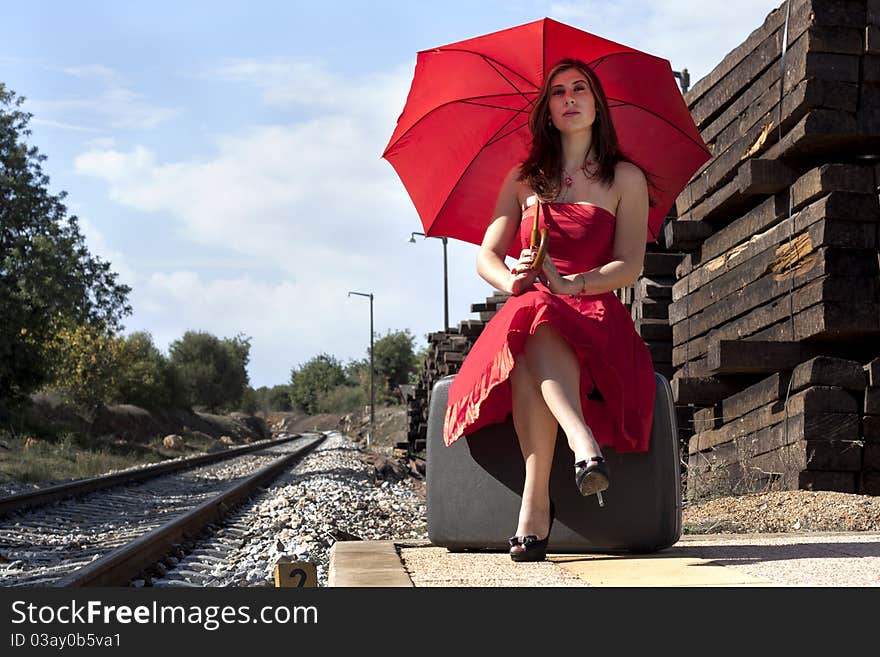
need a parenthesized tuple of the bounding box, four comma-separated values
(384, 93, 534, 157)
(431, 47, 538, 97)
(605, 96, 711, 156)
(429, 115, 528, 235)
(586, 50, 654, 70)
(486, 119, 529, 147)
(459, 98, 532, 113)
(480, 56, 535, 105)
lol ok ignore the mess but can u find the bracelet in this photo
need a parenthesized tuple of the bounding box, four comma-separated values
(568, 273, 585, 298)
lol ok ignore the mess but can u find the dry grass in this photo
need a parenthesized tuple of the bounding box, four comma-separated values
(0, 433, 162, 484)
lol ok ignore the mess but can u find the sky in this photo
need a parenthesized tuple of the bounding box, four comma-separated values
(2, 0, 786, 388)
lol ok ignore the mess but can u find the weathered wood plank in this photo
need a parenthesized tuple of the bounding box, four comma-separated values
(687, 413, 862, 498)
(661, 219, 713, 252)
(721, 372, 790, 423)
(761, 109, 864, 161)
(707, 340, 824, 375)
(674, 194, 790, 281)
(635, 276, 674, 300)
(633, 318, 671, 341)
(672, 254, 879, 354)
(672, 190, 880, 303)
(693, 405, 722, 433)
(688, 386, 858, 453)
(790, 356, 867, 393)
(864, 386, 880, 414)
(747, 299, 880, 342)
(735, 158, 799, 195)
(682, 75, 861, 216)
(672, 231, 878, 345)
(631, 298, 668, 321)
(670, 219, 877, 330)
(696, 26, 864, 159)
(862, 415, 880, 440)
(867, 24, 880, 54)
(865, 358, 880, 386)
(789, 163, 876, 210)
(642, 252, 684, 276)
(671, 375, 744, 405)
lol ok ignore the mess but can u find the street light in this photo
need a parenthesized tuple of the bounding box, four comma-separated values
(409, 231, 449, 332)
(672, 68, 690, 94)
(347, 291, 374, 447)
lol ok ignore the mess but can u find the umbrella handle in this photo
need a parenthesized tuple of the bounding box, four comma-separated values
(529, 198, 541, 246)
(528, 198, 547, 271)
(528, 227, 549, 271)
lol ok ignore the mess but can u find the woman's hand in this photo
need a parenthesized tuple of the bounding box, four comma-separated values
(539, 257, 580, 296)
(509, 247, 540, 295)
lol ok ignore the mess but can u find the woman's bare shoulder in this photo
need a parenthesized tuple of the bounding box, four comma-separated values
(502, 165, 531, 210)
(613, 160, 647, 187)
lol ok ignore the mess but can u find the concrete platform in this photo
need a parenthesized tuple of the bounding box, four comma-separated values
(328, 532, 880, 587)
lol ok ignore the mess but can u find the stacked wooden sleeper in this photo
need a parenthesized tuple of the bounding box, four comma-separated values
(663, 0, 880, 500)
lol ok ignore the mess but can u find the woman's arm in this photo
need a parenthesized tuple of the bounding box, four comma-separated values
(477, 168, 539, 295)
(542, 161, 649, 296)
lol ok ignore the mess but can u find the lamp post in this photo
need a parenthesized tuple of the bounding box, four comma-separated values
(672, 68, 690, 94)
(409, 231, 449, 332)
(347, 291, 374, 447)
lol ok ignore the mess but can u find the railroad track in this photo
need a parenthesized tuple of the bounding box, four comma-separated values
(0, 433, 326, 587)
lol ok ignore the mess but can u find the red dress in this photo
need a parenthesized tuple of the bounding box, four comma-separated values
(442, 202, 655, 452)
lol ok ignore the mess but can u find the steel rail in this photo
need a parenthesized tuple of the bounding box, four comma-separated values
(52, 433, 327, 587)
(0, 434, 302, 518)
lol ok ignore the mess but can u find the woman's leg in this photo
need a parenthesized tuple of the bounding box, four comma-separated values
(509, 355, 557, 551)
(524, 323, 603, 464)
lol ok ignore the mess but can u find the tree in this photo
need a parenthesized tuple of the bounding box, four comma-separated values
(113, 331, 183, 409)
(168, 331, 251, 412)
(289, 354, 345, 415)
(372, 329, 418, 401)
(250, 385, 293, 414)
(0, 83, 131, 406)
(44, 320, 122, 420)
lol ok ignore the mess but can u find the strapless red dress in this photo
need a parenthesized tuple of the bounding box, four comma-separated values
(442, 202, 655, 453)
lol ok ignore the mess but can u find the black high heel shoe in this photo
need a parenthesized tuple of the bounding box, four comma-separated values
(508, 500, 555, 563)
(575, 456, 610, 507)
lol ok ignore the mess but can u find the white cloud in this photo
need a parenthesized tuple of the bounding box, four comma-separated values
(31, 118, 102, 133)
(211, 57, 411, 117)
(73, 57, 500, 385)
(73, 60, 414, 274)
(61, 65, 123, 85)
(26, 65, 180, 131)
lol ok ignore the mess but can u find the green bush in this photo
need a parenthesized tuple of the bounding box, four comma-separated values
(43, 320, 122, 420)
(168, 331, 251, 412)
(316, 385, 367, 414)
(290, 354, 346, 414)
(249, 385, 293, 414)
(113, 331, 183, 409)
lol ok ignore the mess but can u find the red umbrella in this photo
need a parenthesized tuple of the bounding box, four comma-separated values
(383, 17, 711, 247)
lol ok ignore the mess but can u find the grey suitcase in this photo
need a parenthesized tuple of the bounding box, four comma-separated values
(426, 371, 681, 553)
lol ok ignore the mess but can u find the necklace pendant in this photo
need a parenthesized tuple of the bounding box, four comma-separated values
(564, 176, 574, 187)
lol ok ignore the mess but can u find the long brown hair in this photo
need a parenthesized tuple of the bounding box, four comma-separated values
(519, 58, 627, 202)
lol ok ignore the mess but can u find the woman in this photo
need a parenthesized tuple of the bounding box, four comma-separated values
(441, 58, 656, 562)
